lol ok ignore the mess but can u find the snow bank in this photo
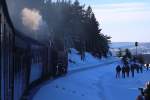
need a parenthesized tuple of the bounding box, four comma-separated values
(68, 48, 119, 71)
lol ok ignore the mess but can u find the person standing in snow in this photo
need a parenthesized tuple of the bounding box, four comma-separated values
(116, 65, 121, 78)
(51, 48, 58, 76)
(139, 64, 143, 73)
(130, 64, 135, 78)
(122, 66, 126, 78)
(125, 64, 130, 77)
(146, 64, 149, 71)
(135, 64, 140, 73)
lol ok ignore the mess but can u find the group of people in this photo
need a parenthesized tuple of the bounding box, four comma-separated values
(116, 62, 149, 79)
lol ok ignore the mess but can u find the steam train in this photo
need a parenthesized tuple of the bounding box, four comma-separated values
(0, 0, 68, 100)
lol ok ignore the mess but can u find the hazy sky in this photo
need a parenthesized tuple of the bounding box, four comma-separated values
(77, 0, 150, 42)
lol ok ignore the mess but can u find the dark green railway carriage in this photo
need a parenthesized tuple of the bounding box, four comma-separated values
(0, 0, 68, 100)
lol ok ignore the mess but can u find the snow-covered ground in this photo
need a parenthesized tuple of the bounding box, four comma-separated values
(31, 48, 150, 100)
(32, 61, 150, 100)
(68, 48, 119, 71)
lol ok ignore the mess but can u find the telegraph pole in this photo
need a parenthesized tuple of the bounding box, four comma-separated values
(135, 42, 138, 57)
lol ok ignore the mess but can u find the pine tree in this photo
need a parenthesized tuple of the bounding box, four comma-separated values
(41, 0, 110, 59)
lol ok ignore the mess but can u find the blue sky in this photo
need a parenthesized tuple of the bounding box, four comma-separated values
(77, 0, 150, 42)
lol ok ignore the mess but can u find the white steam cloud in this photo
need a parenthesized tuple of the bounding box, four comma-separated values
(21, 8, 43, 31)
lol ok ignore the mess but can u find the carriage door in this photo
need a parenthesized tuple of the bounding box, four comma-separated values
(13, 45, 31, 100)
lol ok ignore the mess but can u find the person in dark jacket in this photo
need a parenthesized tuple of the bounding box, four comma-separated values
(51, 48, 58, 76)
(136, 94, 144, 100)
(137, 81, 150, 100)
(135, 64, 140, 73)
(139, 64, 143, 73)
(130, 64, 135, 78)
(143, 81, 150, 100)
(116, 65, 121, 78)
(139, 81, 150, 100)
(146, 64, 149, 71)
(125, 64, 130, 77)
(122, 66, 126, 78)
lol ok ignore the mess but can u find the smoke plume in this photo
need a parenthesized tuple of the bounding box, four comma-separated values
(21, 8, 43, 31)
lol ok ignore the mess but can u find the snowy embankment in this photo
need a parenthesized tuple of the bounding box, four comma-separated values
(68, 48, 119, 71)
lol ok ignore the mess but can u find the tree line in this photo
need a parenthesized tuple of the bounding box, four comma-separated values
(37, 0, 111, 59)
